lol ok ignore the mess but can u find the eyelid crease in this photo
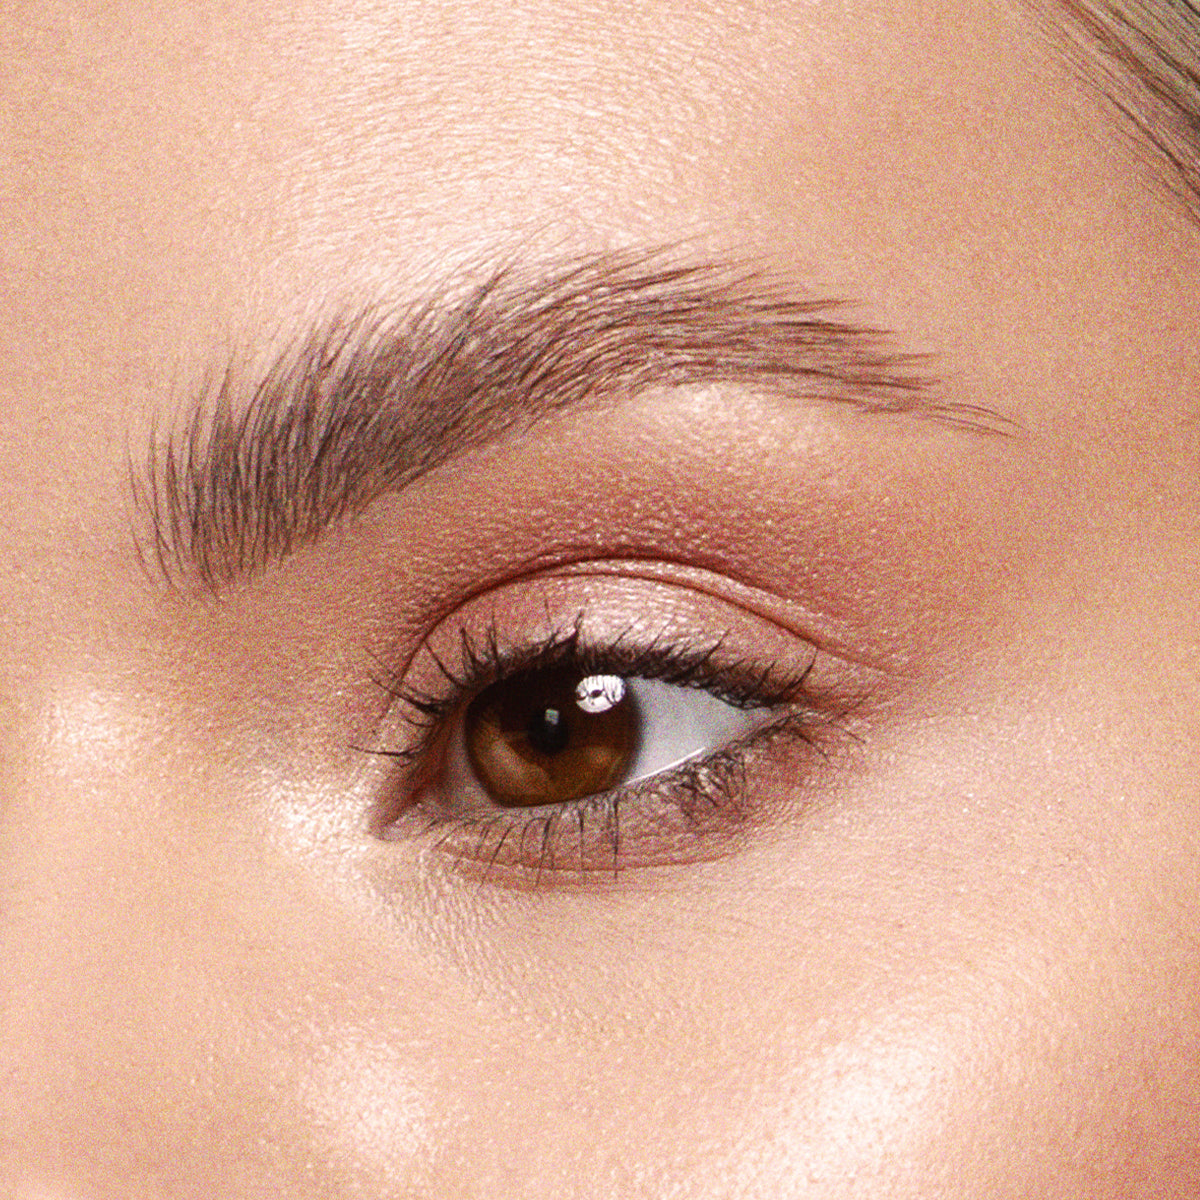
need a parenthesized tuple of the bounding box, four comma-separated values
(369, 558, 917, 713)
(542, 558, 908, 674)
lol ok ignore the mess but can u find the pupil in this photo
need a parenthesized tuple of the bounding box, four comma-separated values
(527, 706, 570, 756)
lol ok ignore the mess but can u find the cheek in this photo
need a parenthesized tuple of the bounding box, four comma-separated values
(8, 527, 1199, 1199)
(7, 664, 1200, 1200)
(387, 666, 1200, 1196)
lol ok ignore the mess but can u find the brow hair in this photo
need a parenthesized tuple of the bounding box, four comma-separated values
(132, 250, 1011, 590)
(1033, 0, 1200, 218)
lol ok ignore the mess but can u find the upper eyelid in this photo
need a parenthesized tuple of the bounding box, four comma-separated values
(375, 555, 887, 691)
(359, 563, 890, 746)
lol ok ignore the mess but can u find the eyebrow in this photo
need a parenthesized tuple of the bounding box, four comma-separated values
(132, 250, 1014, 589)
(1037, 0, 1200, 221)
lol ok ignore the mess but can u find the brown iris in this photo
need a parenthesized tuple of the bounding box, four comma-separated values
(464, 669, 640, 807)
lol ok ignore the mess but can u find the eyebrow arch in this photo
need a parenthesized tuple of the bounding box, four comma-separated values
(132, 249, 1015, 589)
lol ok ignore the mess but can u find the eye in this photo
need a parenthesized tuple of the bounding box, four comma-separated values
(367, 585, 853, 881)
(450, 667, 764, 809)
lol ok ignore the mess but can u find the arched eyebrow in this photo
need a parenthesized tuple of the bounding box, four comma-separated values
(132, 250, 1015, 590)
(1032, 0, 1200, 221)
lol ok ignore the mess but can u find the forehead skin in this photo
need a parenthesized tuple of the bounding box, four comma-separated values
(3, 0, 1200, 1197)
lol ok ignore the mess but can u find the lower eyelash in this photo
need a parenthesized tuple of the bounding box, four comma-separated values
(394, 709, 830, 885)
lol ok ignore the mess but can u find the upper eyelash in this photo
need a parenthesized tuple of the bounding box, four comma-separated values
(365, 612, 821, 769)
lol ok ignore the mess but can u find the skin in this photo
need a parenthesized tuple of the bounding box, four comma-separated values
(3, 0, 1200, 1195)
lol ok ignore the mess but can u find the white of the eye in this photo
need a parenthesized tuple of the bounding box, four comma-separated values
(621, 677, 764, 784)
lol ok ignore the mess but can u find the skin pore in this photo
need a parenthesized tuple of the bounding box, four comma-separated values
(3, 0, 1200, 1196)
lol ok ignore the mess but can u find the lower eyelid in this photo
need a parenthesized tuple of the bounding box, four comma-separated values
(382, 709, 840, 886)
